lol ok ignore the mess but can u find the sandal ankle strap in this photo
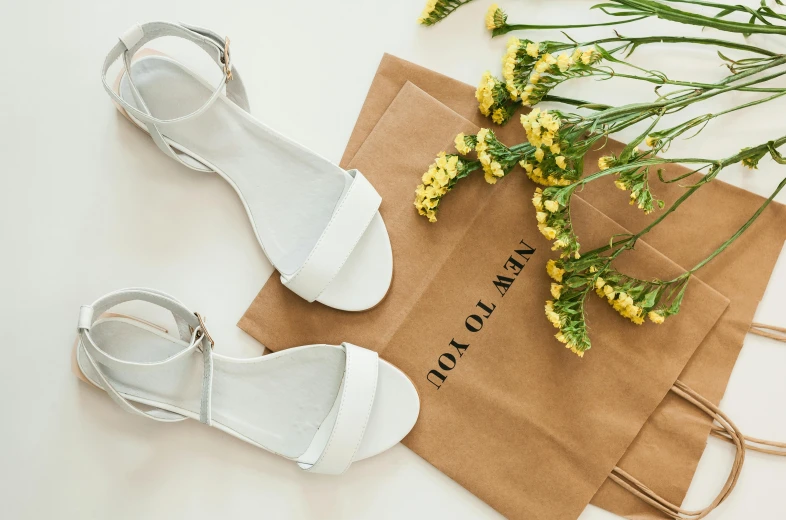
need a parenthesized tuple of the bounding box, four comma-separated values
(77, 288, 215, 425)
(101, 21, 250, 171)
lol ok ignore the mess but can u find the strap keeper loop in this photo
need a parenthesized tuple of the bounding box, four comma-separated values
(119, 24, 144, 50)
(77, 305, 94, 331)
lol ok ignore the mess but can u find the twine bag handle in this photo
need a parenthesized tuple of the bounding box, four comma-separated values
(610, 381, 746, 520)
(611, 321, 785, 518)
(708, 322, 786, 456)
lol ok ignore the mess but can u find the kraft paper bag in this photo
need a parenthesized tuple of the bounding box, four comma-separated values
(330, 54, 786, 519)
(239, 81, 730, 520)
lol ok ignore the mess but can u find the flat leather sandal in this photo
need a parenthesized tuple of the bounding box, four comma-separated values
(73, 288, 420, 474)
(101, 22, 392, 311)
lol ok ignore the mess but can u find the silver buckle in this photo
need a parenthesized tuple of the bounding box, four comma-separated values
(221, 37, 233, 82)
(193, 312, 215, 352)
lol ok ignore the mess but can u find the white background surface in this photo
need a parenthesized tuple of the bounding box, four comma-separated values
(2, 0, 785, 518)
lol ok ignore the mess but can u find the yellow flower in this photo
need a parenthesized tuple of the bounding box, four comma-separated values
(544, 200, 559, 212)
(645, 135, 659, 147)
(534, 147, 545, 163)
(427, 210, 437, 223)
(545, 301, 562, 328)
(434, 168, 449, 187)
(484, 170, 498, 184)
(614, 180, 627, 190)
(475, 72, 496, 116)
(551, 283, 563, 299)
(536, 211, 547, 223)
(477, 127, 490, 144)
(485, 4, 506, 30)
(555, 331, 568, 344)
(557, 53, 572, 72)
(598, 156, 613, 170)
(526, 41, 540, 58)
(550, 143, 561, 154)
(490, 161, 504, 177)
(532, 187, 543, 209)
(539, 112, 560, 132)
(530, 72, 541, 84)
(520, 161, 534, 173)
(417, 0, 438, 24)
(555, 156, 567, 169)
(538, 224, 558, 240)
(648, 311, 665, 324)
(454, 133, 472, 155)
(534, 60, 549, 73)
(502, 39, 520, 100)
(546, 259, 565, 282)
(603, 284, 615, 298)
(581, 49, 595, 65)
(595, 277, 605, 289)
(492, 108, 506, 125)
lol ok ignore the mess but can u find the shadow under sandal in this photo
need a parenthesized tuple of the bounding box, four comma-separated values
(101, 22, 393, 311)
(73, 288, 420, 474)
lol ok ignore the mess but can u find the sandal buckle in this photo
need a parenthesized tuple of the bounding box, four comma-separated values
(221, 37, 233, 82)
(193, 312, 215, 351)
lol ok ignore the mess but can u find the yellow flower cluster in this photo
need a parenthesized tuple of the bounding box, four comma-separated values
(532, 188, 560, 239)
(476, 128, 505, 184)
(546, 259, 565, 282)
(598, 156, 614, 171)
(594, 277, 645, 325)
(476, 71, 496, 117)
(572, 47, 601, 66)
(454, 132, 472, 155)
(521, 108, 560, 148)
(502, 37, 521, 100)
(485, 4, 506, 30)
(417, 0, 438, 23)
(414, 152, 460, 222)
(546, 301, 586, 357)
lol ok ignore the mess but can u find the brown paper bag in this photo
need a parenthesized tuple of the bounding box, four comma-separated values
(331, 54, 786, 519)
(239, 81, 731, 520)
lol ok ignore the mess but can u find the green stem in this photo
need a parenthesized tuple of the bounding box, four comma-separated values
(686, 176, 786, 275)
(493, 16, 648, 36)
(600, 70, 786, 93)
(542, 94, 612, 110)
(606, 0, 786, 36)
(578, 35, 778, 57)
(582, 135, 786, 258)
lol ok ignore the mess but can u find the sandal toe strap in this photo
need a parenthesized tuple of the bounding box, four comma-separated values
(280, 170, 382, 302)
(298, 343, 379, 474)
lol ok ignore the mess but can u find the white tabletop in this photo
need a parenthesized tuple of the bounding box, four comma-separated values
(3, 1, 785, 518)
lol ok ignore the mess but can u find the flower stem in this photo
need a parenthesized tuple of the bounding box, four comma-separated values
(602, 0, 786, 36)
(492, 16, 649, 36)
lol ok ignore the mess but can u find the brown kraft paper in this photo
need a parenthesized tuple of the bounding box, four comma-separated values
(240, 80, 731, 519)
(334, 54, 786, 518)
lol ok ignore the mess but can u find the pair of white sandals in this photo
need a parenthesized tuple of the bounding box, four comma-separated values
(73, 22, 419, 475)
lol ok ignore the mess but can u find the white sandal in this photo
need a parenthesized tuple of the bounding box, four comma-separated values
(101, 22, 392, 311)
(73, 288, 420, 474)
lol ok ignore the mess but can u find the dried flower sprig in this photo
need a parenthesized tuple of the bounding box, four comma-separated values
(415, 0, 786, 357)
(486, 1, 786, 37)
(414, 152, 479, 222)
(418, 0, 475, 26)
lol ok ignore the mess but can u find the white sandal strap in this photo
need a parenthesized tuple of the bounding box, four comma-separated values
(298, 343, 379, 474)
(101, 22, 249, 172)
(280, 170, 382, 302)
(76, 288, 215, 424)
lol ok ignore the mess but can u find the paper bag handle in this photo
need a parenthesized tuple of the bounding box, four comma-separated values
(610, 380, 745, 520)
(612, 322, 785, 518)
(707, 322, 786, 456)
